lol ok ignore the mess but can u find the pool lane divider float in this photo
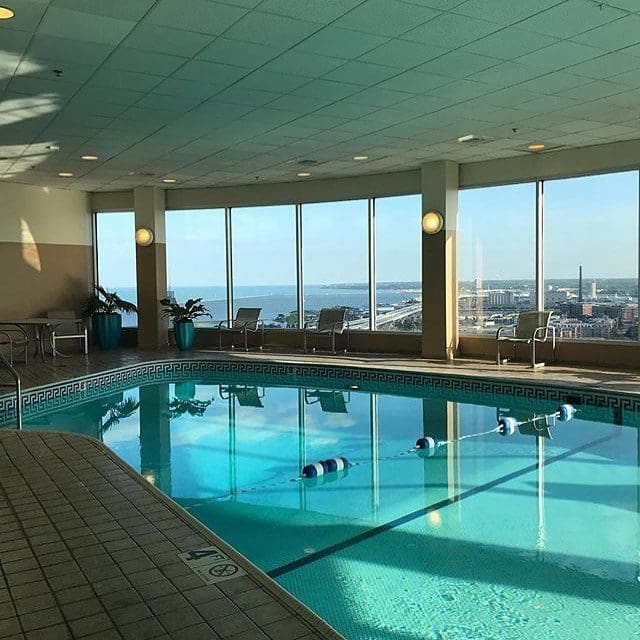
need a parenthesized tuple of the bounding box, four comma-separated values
(221, 403, 578, 498)
(415, 403, 577, 455)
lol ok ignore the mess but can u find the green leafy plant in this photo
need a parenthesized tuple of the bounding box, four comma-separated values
(100, 396, 140, 431)
(159, 297, 211, 323)
(82, 285, 137, 317)
(165, 397, 212, 419)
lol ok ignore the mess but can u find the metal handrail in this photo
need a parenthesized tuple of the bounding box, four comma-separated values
(0, 350, 21, 429)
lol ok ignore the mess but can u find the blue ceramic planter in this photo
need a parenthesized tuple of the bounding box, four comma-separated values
(174, 320, 195, 351)
(93, 313, 122, 350)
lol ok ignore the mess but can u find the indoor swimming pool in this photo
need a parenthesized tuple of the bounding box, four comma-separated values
(9, 369, 640, 640)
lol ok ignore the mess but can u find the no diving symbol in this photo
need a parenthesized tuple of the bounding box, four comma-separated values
(209, 563, 239, 578)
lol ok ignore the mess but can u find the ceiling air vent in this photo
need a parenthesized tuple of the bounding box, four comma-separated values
(457, 134, 491, 144)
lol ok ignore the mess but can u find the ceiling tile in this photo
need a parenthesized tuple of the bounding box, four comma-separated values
(323, 61, 399, 86)
(415, 51, 502, 78)
(517, 0, 625, 38)
(357, 39, 445, 68)
(264, 51, 347, 78)
(234, 70, 309, 93)
(51, 0, 156, 21)
(293, 78, 362, 101)
(461, 27, 559, 59)
(573, 14, 640, 51)
(27, 34, 113, 64)
(377, 69, 453, 93)
(37, 7, 136, 45)
(89, 68, 164, 92)
(105, 48, 188, 75)
(454, 0, 564, 25)
(258, 0, 362, 23)
(136, 93, 203, 112)
(154, 77, 217, 99)
(197, 37, 280, 67)
(333, 0, 441, 37)
(215, 86, 281, 106)
(223, 12, 319, 47)
(123, 23, 213, 56)
(173, 60, 247, 86)
(146, 0, 248, 36)
(403, 13, 500, 47)
(516, 41, 602, 73)
(472, 61, 543, 87)
(567, 52, 640, 79)
(0, 28, 33, 54)
(296, 26, 389, 58)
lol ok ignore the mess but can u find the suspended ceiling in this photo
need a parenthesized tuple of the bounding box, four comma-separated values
(2, 0, 640, 191)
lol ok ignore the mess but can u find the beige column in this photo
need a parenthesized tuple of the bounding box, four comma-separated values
(134, 187, 168, 349)
(421, 160, 459, 360)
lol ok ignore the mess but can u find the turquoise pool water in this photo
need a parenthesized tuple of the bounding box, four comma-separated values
(18, 376, 640, 640)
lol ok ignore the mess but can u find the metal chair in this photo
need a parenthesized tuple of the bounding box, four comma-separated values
(47, 311, 88, 357)
(0, 326, 29, 365)
(217, 308, 263, 351)
(219, 385, 265, 407)
(304, 389, 350, 413)
(303, 307, 348, 355)
(496, 311, 555, 369)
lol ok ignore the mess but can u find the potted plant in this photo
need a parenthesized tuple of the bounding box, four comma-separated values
(82, 285, 137, 350)
(164, 397, 212, 419)
(160, 297, 211, 351)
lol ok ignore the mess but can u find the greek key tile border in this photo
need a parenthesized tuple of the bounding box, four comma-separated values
(2, 358, 640, 425)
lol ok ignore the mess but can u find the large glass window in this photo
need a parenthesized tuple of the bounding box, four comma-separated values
(302, 200, 369, 327)
(231, 205, 296, 328)
(95, 211, 137, 328)
(375, 195, 421, 331)
(544, 171, 639, 341)
(166, 209, 227, 325)
(458, 183, 536, 335)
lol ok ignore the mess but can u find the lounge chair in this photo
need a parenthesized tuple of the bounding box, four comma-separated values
(217, 308, 263, 351)
(303, 307, 348, 355)
(496, 311, 555, 368)
(304, 389, 350, 413)
(219, 385, 265, 408)
(47, 311, 88, 356)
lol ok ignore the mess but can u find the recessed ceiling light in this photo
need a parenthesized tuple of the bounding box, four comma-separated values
(297, 171, 311, 178)
(58, 172, 74, 178)
(0, 6, 15, 19)
(457, 134, 477, 143)
(162, 178, 177, 184)
(353, 155, 369, 161)
(528, 143, 545, 152)
(81, 154, 98, 161)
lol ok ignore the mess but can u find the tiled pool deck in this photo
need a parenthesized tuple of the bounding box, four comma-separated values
(1, 346, 640, 640)
(0, 431, 341, 640)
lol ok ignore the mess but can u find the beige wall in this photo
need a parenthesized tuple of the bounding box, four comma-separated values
(0, 182, 92, 317)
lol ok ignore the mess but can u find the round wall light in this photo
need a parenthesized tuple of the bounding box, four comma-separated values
(135, 227, 154, 247)
(422, 210, 444, 234)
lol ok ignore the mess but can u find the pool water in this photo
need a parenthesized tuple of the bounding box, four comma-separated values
(19, 377, 640, 640)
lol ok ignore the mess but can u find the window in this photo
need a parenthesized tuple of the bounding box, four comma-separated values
(166, 209, 227, 325)
(95, 211, 137, 327)
(458, 183, 536, 335)
(375, 195, 421, 331)
(231, 205, 296, 327)
(544, 171, 639, 341)
(302, 200, 369, 328)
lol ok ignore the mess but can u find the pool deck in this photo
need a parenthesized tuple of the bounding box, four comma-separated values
(0, 430, 342, 640)
(3, 346, 640, 397)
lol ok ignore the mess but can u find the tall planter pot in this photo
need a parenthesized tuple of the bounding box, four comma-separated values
(93, 313, 122, 350)
(174, 320, 195, 351)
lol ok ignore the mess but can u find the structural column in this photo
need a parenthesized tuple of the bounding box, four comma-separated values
(134, 187, 167, 349)
(421, 161, 459, 360)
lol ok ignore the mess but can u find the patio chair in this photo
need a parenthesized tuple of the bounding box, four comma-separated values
(217, 308, 263, 351)
(47, 311, 88, 356)
(304, 389, 350, 413)
(496, 311, 555, 369)
(303, 307, 348, 355)
(219, 385, 265, 408)
(0, 326, 29, 364)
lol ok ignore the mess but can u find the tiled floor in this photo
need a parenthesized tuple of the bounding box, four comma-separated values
(2, 346, 640, 397)
(0, 431, 341, 640)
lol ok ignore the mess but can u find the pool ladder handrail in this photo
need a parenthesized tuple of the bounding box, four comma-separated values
(0, 349, 22, 429)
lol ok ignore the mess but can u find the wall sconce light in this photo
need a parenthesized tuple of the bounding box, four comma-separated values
(135, 227, 154, 247)
(422, 210, 444, 234)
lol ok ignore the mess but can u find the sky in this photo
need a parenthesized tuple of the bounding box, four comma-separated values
(97, 172, 639, 290)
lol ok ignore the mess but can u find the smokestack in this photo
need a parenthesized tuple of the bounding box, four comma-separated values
(578, 265, 583, 302)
